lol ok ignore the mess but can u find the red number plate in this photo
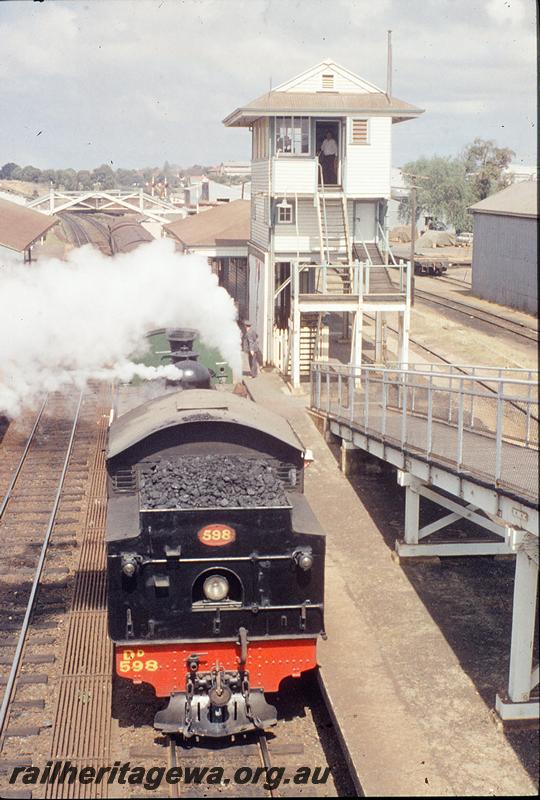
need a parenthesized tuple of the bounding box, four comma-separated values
(197, 524, 236, 547)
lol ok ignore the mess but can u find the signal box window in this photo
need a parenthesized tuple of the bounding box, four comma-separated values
(275, 117, 310, 155)
(277, 200, 294, 224)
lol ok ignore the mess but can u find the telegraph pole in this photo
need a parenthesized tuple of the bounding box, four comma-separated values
(410, 185, 417, 305)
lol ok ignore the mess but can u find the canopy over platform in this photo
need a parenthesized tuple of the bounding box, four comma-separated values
(0, 197, 59, 253)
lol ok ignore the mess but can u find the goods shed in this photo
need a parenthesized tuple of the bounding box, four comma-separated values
(469, 182, 537, 314)
(0, 197, 60, 262)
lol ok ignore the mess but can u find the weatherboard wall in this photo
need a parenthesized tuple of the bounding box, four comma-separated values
(343, 116, 392, 197)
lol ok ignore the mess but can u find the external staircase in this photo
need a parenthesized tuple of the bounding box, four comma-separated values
(316, 185, 354, 295)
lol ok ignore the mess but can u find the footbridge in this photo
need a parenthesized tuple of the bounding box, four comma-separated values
(311, 362, 539, 722)
(27, 188, 186, 224)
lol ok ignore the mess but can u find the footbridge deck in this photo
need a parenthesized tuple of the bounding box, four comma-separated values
(311, 362, 539, 721)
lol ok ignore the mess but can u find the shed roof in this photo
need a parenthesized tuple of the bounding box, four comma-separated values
(107, 389, 304, 460)
(469, 181, 538, 219)
(0, 198, 60, 252)
(164, 199, 249, 248)
(223, 91, 424, 127)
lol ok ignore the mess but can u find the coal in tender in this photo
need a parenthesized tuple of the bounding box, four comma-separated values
(140, 456, 288, 509)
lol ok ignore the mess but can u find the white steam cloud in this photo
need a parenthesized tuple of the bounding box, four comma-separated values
(0, 238, 242, 417)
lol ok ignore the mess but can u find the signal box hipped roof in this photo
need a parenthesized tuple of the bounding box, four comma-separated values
(223, 59, 424, 127)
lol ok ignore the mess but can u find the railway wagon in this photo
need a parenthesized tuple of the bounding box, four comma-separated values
(106, 389, 325, 737)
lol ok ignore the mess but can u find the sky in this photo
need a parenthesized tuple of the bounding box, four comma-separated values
(0, 0, 536, 170)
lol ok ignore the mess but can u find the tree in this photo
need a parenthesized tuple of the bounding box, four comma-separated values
(10, 165, 24, 181)
(462, 138, 515, 200)
(91, 164, 115, 189)
(41, 169, 57, 184)
(20, 165, 42, 183)
(0, 162, 19, 179)
(399, 156, 476, 233)
(55, 169, 77, 190)
(115, 168, 138, 187)
(76, 170, 92, 189)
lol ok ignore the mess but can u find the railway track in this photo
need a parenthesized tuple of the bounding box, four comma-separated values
(119, 680, 344, 799)
(60, 213, 93, 247)
(0, 392, 83, 738)
(0, 388, 111, 799)
(434, 271, 471, 289)
(362, 312, 537, 422)
(60, 212, 153, 257)
(415, 287, 538, 343)
(60, 213, 112, 255)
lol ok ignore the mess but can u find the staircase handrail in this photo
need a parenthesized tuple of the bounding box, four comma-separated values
(276, 263, 310, 299)
(317, 162, 331, 265)
(377, 221, 398, 266)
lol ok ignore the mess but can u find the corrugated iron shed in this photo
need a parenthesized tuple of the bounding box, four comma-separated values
(469, 181, 538, 219)
(0, 197, 60, 252)
(164, 199, 249, 247)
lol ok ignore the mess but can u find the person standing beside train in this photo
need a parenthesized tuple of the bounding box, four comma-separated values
(242, 320, 261, 378)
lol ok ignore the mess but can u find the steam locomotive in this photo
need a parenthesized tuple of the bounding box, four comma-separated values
(106, 330, 325, 738)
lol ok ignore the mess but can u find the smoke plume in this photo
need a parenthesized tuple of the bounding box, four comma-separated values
(0, 238, 242, 417)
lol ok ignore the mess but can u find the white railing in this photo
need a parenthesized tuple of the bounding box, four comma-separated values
(310, 362, 539, 502)
(357, 259, 411, 297)
(377, 221, 398, 266)
(291, 262, 362, 297)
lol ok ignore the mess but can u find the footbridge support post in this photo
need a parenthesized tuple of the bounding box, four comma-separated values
(395, 471, 512, 558)
(340, 439, 356, 476)
(496, 537, 539, 723)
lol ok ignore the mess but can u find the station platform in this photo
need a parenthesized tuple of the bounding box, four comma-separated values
(245, 370, 537, 797)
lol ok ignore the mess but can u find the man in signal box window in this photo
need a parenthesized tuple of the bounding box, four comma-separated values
(318, 130, 338, 185)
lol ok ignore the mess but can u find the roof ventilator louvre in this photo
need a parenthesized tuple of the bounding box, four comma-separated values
(322, 73, 334, 90)
(352, 119, 368, 143)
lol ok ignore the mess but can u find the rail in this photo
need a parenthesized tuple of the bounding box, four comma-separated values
(0, 390, 84, 736)
(384, 362, 538, 382)
(310, 362, 538, 504)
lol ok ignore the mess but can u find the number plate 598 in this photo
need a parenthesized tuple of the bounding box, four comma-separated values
(197, 524, 236, 546)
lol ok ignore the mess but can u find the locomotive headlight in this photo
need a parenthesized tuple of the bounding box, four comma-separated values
(294, 550, 314, 571)
(121, 554, 138, 577)
(203, 574, 229, 602)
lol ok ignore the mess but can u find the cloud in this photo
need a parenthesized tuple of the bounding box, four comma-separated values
(0, 0, 536, 167)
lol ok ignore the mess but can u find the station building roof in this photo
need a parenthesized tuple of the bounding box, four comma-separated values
(164, 199, 249, 249)
(0, 197, 60, 252)
(469, 181, 538, 219)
